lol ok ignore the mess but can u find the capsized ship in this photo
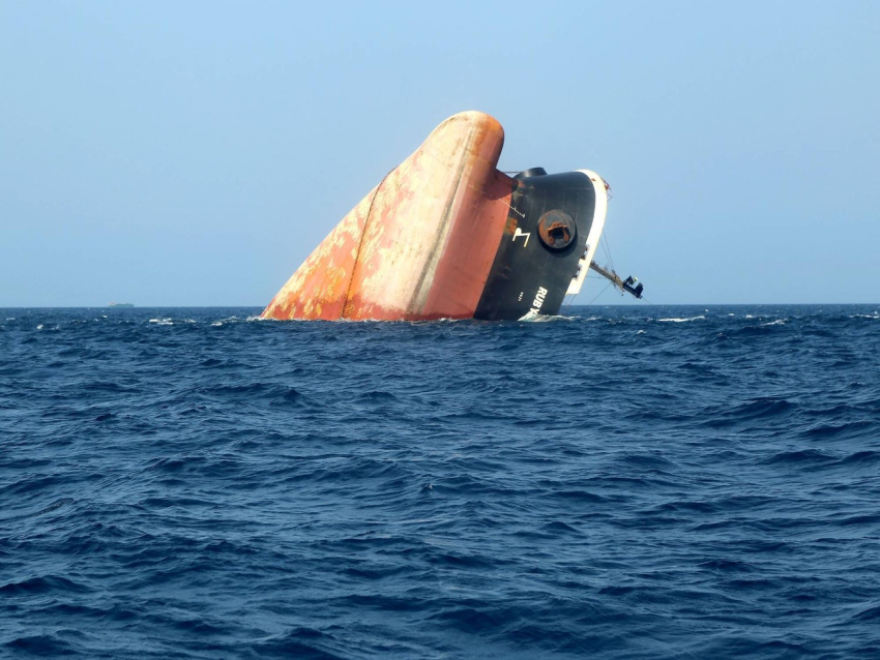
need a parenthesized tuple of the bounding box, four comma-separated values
(262, 111, 642, 321)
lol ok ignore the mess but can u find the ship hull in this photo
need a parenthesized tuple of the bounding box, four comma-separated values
(262, 112, 608, 321)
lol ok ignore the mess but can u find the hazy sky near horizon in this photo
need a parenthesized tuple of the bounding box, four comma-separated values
(1, 1, 878, 307)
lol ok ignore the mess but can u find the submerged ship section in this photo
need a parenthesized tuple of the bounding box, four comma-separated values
(261, 111, 636, 322)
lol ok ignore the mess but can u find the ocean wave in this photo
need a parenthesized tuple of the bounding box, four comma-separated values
(520, 313, 577, 322)
(657, 315, 705, 322)
(3, 304, 879, 659)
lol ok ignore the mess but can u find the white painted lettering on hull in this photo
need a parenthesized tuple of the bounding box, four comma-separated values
(512, 227, 531, 247)
(530, 286, 548, 315)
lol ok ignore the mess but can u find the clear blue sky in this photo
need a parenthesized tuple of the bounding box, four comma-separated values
(1, 1, 878, 306)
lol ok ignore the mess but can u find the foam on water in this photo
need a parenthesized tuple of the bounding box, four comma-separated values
(657, 315, 706, 322)
(519, 311, 577, 322)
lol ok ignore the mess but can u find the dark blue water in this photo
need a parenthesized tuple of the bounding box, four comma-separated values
(2, 305, 879, 659)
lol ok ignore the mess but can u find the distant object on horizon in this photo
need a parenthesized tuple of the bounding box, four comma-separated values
(108, 302, 134, 308)
(262, 111, 642, 322)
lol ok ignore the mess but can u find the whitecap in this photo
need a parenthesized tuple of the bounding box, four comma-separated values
(761, 319, 786, 326)
(657, 316, 706, 323)
(518, 310, 576, 322)
(148, 318, 173, 326)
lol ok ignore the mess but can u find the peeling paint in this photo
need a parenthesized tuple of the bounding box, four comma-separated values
(262, 111, 514, 321)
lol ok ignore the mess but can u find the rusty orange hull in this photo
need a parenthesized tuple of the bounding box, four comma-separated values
(262, 111, 610, 321)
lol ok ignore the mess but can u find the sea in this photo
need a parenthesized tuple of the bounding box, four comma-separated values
(1, 305, 879, 659)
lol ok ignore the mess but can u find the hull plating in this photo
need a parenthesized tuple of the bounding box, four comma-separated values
(262, 112, 608, 321)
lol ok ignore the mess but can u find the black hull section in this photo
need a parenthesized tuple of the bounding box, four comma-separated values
(474, 172, 596, 320)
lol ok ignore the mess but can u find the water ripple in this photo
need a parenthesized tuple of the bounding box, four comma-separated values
(1, 304, 878, 658)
